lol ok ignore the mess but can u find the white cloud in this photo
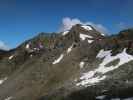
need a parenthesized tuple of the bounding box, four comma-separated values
(59, 17, 82, 32)
(85, 22, 108, 34)
(0, 40, 9, 50)
(59, 17, 108, 34)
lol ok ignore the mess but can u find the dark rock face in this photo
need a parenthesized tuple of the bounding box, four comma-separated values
(0, 25, 133, 100)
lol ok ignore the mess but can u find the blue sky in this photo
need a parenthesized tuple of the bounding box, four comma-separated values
(0, 0, 133, 49)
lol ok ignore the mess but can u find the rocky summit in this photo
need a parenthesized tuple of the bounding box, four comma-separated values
(0, 24, 133, 100)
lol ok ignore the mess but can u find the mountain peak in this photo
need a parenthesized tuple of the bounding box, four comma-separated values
(70, 24, 93, 31)
(0, 26, 133, 100)
(62, 24, 105, 38)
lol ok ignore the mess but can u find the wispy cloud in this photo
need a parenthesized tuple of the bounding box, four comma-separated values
(116, 22, 131, 30)
(59, 17, 82, 32)
(59, 17, 108, 34)
(0, 40, 9, 50)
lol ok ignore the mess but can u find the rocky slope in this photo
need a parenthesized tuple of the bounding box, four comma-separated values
(0, 25, 133, 100)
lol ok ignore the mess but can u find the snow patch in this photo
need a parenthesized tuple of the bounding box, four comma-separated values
(102, 90, 108, 92)
(81, 25, 93, 31)
(76, 48, 133, 87)
(80, 71, 96, 80)
(96, 48, 133, 74)
(79, 34, 93, 41)
(96, 49, 111, 58)
(79, 61, 85, 69)
(33, 48, 40, 51)
(67, 44, 73, 54)
(101, 33, 105, 36)
(4, 96, 13, 100)
(88, 40, 94, 43)
(76, 75, 106, 87)
(52, 54, 64, 64)
(96, 95, 106, 100)
(62, 31, 69, 36)
(0, 77, 7, 85)
(9, 55, 14, 60)
(76, 70, 106, 86)
(26, 44, 30, 49)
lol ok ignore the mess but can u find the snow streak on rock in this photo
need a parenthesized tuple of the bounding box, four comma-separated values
(4, 96, 13, 100)
(8, 55, 14, 60)
(0, 77, 7, 85)
(79, 34, 93, 41)
(79, 61, 85, 69)
(62, 31, 69, 36)
(67, 44, 73, 54)
(52, 54, 64, 64)
(26, 44, 30, 49)
(96, 95, 106, 100)
(88, 40, 94, 43)
(81, 25, 93, 31)
(76, 74, 106, 87)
